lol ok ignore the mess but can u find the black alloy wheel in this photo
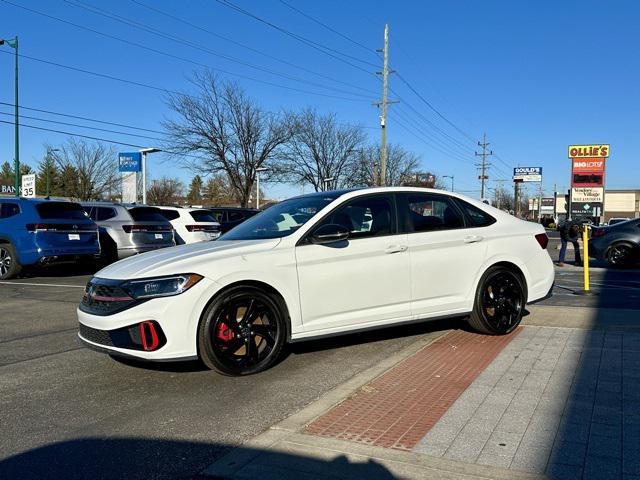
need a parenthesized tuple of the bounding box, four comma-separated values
(0, 244, 21, 280)
(468, 266, 526, 335)
(607, 243, 632, 267)
(198, 286, 286, 375)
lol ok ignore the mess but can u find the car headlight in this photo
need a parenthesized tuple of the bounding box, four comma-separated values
(121, 274, 203, 299)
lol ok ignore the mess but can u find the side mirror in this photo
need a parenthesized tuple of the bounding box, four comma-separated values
(310, 223, 350, 245)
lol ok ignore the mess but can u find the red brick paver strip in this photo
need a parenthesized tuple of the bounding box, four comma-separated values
(305, 327, 522, 451)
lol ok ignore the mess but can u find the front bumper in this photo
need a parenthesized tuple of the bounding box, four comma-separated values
(77, 276, 217, 361)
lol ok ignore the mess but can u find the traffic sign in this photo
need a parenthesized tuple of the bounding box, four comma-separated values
(21, 174, 35, 198)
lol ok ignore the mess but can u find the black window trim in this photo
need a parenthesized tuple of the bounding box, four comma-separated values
(397, 191, 468, 234)
(452, 197, 497, 229)
(297, 192, 401, 246)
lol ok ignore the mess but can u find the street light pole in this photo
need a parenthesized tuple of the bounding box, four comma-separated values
(256, 167, 268, 209)
(139, 147, 161, 204)
(443, 175, 454, 192)
(1, 37, 19, 196)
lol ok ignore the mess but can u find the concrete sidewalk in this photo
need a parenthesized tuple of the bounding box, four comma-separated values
(202, 306, 640, 480)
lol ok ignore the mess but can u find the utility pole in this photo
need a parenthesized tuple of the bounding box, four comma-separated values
(374, 24, 397, 187)
(475, 133, 493, 200)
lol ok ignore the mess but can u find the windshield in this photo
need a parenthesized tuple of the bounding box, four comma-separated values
(220, 194, 341, 240)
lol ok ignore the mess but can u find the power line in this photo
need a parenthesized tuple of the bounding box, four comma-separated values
(1, 0, 373, 102)
(62, 0, 376, 99)
(0, 102, 166, 135)
(128, 0, 377, 95)
(213, 0, 379, 74)
(394, 71, 479, 145)
(277, 0, 376, 57)
(0, 111, 166, 142)
(0, 119, 148, 149)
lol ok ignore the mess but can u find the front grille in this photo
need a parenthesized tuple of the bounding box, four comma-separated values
(80, 278, 141, 316)
(78, 321, 166, 351)
(79, 323, 114, 347)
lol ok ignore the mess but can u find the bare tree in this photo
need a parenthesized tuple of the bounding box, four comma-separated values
(147, 177, 184, 206)
(279, 109, 365, 191)
(163, 72, 294, 207)
(345, 143, 421, 187)
(49, 139, 119, 200)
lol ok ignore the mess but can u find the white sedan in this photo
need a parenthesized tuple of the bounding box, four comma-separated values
(78, 187, 554, 376)
(156, 206, 221, 244)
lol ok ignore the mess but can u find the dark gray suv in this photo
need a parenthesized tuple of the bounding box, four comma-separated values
(81, 202, 175, 262)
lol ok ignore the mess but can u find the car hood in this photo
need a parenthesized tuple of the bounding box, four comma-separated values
(95, 238, 281, 280)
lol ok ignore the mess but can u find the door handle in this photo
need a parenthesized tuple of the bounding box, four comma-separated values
(464, 235, 484, 244)
(385, 245, 408, 254)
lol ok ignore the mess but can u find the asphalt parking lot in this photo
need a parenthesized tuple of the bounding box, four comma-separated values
(1, 246, 639, 480)
(0, 268, 455, 480)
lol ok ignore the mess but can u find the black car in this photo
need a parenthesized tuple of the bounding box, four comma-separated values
(208, 207, 260, 233)
(589, 218, 640, 267)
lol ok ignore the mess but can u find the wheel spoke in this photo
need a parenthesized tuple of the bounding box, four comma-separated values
(252, 324, 276, 346)
(241, 299, 256, 324)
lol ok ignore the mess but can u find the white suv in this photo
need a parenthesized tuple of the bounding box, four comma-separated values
(157, 207, 221, 244)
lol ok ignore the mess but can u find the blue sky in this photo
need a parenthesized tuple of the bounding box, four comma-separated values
(1, 0, 638, 201)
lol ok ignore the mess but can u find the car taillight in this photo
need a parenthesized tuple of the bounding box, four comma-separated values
(535, 233, 549, 249)
(186, 224, 220, 232)
(592, 228, 606, 238)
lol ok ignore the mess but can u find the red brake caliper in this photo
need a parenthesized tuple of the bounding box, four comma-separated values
(216, 322, 235, 342)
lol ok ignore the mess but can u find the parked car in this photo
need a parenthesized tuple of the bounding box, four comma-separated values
(589, 218, 640, 267)
(81, 202, 175, 262)
(157, 206, 221, 244)
(208, 207, 259, 233)
(607, 217, 630, 226)
(0, 198, 99, 279)
(78, 187, 554, 375)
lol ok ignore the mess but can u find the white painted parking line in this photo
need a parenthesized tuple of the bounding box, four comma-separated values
(0, 281, 85, 288)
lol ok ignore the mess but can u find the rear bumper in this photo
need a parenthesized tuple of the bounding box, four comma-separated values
(37, 253, 97, 265)
(117, 244, 173, 259)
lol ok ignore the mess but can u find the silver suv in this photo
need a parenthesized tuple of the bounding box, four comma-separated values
(81, 202, 175, 262)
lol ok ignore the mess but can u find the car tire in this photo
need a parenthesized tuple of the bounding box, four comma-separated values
(606, 242, 633, 267)
(198, 286, 287, 376)
(0, 243, 22, 280)
(467, 266, 526, 335)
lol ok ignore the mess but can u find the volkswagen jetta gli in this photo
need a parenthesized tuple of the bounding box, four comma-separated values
(78, 187, 554, 376)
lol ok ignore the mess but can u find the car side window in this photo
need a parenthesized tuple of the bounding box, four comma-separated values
(97, 207, 117, 221)
(455, 199, 496, 227)
(210, 210, 225, 222)
(314, 195, 395, 240)
(82, 206, 97, 220)
(0, 202, 20, 219)
(403, 193, 464, 232)
(228, 211, 244, 222)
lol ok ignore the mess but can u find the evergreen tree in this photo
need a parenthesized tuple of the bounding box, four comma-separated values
(36, 155, 61, 197)
(186, 175, 203, 205)
(0, 161, 13, 183)
(58, 165, 79, 199)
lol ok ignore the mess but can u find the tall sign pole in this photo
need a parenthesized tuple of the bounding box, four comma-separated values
(0, 37, 20, 196)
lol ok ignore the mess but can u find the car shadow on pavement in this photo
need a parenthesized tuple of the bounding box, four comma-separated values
(287, 317, 462, 355)
(0, 437, 396, 480)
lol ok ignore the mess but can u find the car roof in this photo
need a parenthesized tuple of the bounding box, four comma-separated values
(208, 206, 259, 211)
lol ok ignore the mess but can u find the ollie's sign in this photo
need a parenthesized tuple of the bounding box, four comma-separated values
(568, 144, 609, 158)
